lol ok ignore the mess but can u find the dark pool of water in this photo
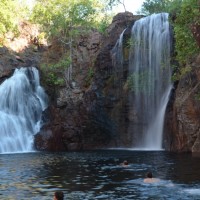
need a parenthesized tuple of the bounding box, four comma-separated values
(0, 150, 200, 199)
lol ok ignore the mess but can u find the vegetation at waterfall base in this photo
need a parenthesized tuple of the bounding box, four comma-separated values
(41, 56, 71, 87)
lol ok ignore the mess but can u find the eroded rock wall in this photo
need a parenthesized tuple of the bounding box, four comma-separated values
(35, 12, 142, 151)
(164, 55, 200, 152)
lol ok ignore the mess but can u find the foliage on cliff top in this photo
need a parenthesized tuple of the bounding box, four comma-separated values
(30, 0, 117, 39)
(138, 0, 183, 15)
(140, 0, 200, 80)
(0, 0, 22, 43)
(174, 0, 200, 65)
(0, 0, 117, 45)
(31, 0, 96, 38)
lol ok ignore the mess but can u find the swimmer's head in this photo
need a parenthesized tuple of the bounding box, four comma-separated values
(146, 172, 153, 178)
(123, 160, 128, 165)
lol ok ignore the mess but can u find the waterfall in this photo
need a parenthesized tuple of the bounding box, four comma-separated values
(111, 29, 126, 96)
(112, 29, 126, 69)
(128, 13, 172, 150)
(0, 67, 48, 154)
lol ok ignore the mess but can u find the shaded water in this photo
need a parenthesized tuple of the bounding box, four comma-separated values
(1, 150, 200, 199)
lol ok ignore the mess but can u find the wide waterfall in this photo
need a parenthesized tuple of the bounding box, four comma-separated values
(0, 67, 48, 154)
(129, 13, 172, 150)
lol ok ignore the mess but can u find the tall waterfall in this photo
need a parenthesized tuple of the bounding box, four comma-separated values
(0, 67, 48, 154)
(129, 13, 172, 150)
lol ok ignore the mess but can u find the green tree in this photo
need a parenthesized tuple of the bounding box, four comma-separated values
(139, 0, 183, 15)
(174, 0, 200, 65)
(0, 0, 21, 42)
(31, 0, 99, 85)
(30, 0, 129, 86)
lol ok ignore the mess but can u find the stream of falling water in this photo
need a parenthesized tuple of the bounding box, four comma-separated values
(128, 13, 172, 150)
(0, 67, 48, 154)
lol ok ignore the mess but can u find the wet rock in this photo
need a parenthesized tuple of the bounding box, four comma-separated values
(164, 63, 200, 152)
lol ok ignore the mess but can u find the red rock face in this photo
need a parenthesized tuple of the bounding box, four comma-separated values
(35, 12, 143, 151)
(162, 8, 200, 152)
(164, 62, 200, 152)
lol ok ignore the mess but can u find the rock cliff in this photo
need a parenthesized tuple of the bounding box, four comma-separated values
(1, 13, 200, 152)
(35, 12, 142, 151)
(164, 55, 200, 152)
(163, 22, 200, 153)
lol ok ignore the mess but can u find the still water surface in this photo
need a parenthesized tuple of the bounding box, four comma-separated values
(0, 150, 200, 199)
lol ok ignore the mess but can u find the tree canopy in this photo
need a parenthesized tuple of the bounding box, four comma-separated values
(31, 0, 97, 37)
(139, 0, 183, 15)
(0, 0, 20, 39)
(174, 0, 200, 64)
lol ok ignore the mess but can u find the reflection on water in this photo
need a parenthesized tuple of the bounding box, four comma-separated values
(0, 150, 200, 199)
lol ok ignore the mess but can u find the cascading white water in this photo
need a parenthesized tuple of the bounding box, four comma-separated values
(111, 29, 126, 96)
(112, 29, 126, 69)
(129, 13, 172, 150)
(0, 67, 48, 154)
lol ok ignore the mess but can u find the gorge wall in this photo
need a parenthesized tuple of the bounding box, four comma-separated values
(163, 22, 200, 153)
(164, 55, 200, 152)
(35, 12, 143, 151)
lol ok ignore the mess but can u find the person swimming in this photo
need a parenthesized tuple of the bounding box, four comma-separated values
(53, 191, 64, 200)
(143, 171, 160, 183)
(120, 160, 129, 167)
